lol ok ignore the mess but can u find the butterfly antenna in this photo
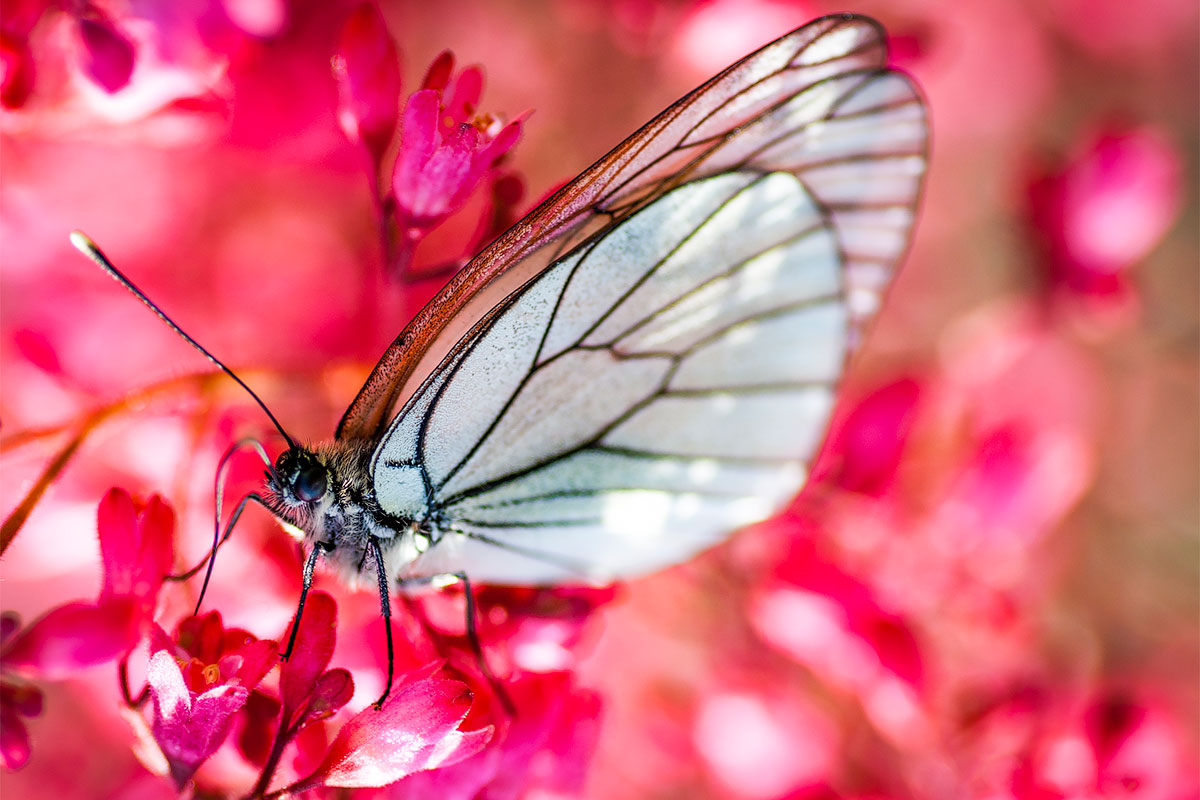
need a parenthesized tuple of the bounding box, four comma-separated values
(70, 231, 297, 450)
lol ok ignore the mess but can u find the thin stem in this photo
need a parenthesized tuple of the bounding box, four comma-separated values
(117, 655, 149, 708)
(247, 712, 295, 800)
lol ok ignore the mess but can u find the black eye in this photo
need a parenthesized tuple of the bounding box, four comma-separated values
(294, 464, 327, 502)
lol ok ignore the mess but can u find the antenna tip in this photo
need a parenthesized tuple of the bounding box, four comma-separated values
(69, 230, 98, 255)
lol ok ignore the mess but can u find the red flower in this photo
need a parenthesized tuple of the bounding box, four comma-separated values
(814, 377, 923, 498)
(392, 671, 599, 799)
(0, 614, 43, 770)
(332, 5, 524, 277)
(290, 673, 493, 791)
(77, 11, 136, 94)
(146, 613, 278, 788)
(1027, 123, 1183, 321)
(390, 76, 521, 243)
(2, 489, 172, 678)
(333, 2, 402, 169)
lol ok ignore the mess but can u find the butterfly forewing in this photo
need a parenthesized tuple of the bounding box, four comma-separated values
(362, 14, 927, 583)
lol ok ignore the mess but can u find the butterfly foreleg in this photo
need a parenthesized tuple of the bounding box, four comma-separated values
(282, 537, 332, 662)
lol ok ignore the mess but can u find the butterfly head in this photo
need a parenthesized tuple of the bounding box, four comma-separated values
(271, 446, 330, 507)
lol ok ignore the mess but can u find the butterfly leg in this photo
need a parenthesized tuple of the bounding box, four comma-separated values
(398, 572, 516, 716)
(368, 537, 394, 709)
(282, 538, 331, 662)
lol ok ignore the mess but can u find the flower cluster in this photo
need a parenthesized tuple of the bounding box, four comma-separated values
(332, 3, 524, 278)
(2, 1, 1195, 798)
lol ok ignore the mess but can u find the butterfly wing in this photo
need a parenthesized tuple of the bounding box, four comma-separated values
(336, 13, 924, 442)
(364, 14, 928, 583)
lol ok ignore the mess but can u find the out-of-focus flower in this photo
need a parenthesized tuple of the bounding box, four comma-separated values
(1027, 124, 1183, 322)
(332, 2, 402, 169)
(467, 585, 616, 674)
(393, 670, 599, 800)
(0, 613, 43, 770)
(331, 4, 524, 278)
(814, 377, 923, 498)
(750, 539, 927, 746)
(76, 11, 136, 94)
(959, 683, 1198, 799)
(672, 0, 817, 76)
(145, 613, 277, 788)
(289, 670, 493, 792)
(692, 687, 835, 800)
(2, 489, 172, 678)
(0, 0, 46, 108)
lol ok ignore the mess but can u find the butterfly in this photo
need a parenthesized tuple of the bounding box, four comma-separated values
(74, 13, 927, 706)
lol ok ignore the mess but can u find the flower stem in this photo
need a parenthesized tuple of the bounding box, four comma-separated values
(248, 715, 300, 799)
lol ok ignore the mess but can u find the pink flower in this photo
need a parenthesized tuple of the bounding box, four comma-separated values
(0, 29, 35, 108)
(750, 540, 926, 747)
(0, 0, 46, 108)
(332, 2, 402, 169)
(2, 489, 172, 678)
(1027, 123, 1183, 317)
(390, 76, 521, 240)
(329, 5, 524, 278)
(692, 686, 835, 799)
(814, 377, 923, 498)
(289, 674, 493, 792)
(76, 11, 136, 94)
(0, 614, 43, 771)
(392, 671, 599, 800)
(146, 613, 277, 788)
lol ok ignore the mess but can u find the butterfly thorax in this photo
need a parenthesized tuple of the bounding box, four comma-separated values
(266, 441, 433, 588)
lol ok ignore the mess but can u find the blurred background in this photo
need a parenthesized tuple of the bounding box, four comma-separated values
(1, 0, 1196, 797)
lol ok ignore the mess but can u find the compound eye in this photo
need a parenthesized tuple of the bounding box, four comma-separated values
(294, 464, 328, 503)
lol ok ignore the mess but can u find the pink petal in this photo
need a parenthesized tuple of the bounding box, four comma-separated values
(0, 681, 43, 718)
(237, 691, 280, 766)
(392, 89, 443, 201)
(333, 2, 402, 165)
(471, 120, 522, 183)
(293, 678, 492, 790)
(280, 591, 337, 724)
(233, 638, 278, 688)
(78, 16, 136, 93)
(177, 612, 225, 663)
(1061, 127, 1182, 273)
(1, 599, 141, 678)
(148, 649, 251, 788)
(396, 672, 602, 799)
(0, 30, 35, 109)
(421, 50, 454, 91)
(0, 707, 32, 770)
(818, 378, 922, 496)
(308, 668, 354, 721)
(445, 65, 483, 124)
(98, 489, 174, 612)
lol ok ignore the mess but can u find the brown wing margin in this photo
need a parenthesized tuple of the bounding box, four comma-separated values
(336, 14, 906, 442)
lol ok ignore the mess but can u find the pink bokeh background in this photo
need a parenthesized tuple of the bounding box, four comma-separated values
(2, 1, 1197, 797)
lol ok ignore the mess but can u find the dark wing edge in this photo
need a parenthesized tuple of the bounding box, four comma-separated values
(337, 13, 917, 442)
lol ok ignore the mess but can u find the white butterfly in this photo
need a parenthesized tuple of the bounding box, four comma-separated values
(75, 13, 927, 703)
